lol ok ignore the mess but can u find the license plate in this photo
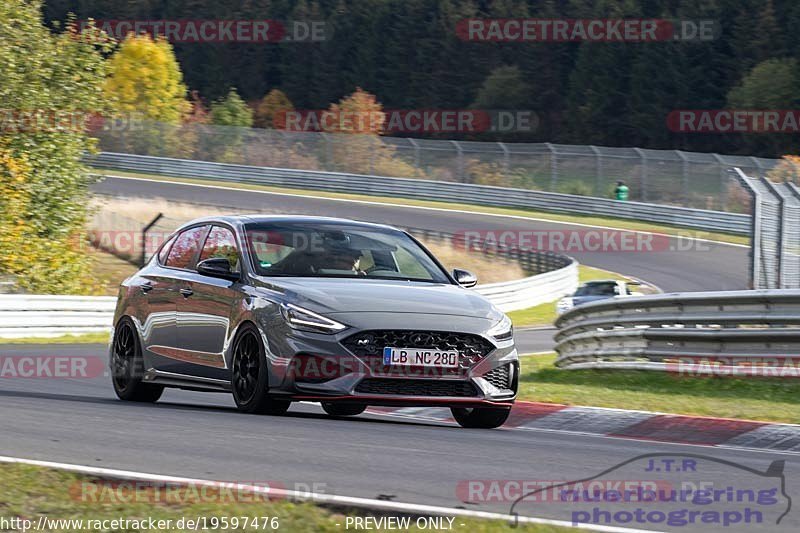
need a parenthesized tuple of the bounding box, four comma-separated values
(382, 347, 459, 368)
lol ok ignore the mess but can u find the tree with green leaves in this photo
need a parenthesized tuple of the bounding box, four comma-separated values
(727, 58, 800, 155)
(210, 88, 254, 127)
(471, 66, 531, 110)
(0, 0, 111, 293)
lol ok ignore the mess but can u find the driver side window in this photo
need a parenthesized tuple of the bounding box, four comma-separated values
(199, 226, 240, 272)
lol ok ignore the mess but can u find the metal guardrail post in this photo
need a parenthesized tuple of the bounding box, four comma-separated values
(732, 168, 761, 289)
(761, 178, 786, 287)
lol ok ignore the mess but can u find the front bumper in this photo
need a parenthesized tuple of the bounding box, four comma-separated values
(262, 317, 519, 407)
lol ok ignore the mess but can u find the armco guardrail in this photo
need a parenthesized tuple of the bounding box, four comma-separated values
(0, 295, 117, 338)
(88, 152, 751, 235)
(554, 290, 800, 375)
(475, 259, 577, 312)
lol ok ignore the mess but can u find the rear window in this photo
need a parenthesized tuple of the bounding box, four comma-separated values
(157, 235, 176, 264)
(575, 282, 618, 296)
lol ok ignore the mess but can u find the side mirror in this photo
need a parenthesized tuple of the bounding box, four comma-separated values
(197, 258, 240, 281)
(452, 268, 477, 288)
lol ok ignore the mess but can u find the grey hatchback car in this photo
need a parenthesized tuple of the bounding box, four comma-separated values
(110, 216, 518, 428)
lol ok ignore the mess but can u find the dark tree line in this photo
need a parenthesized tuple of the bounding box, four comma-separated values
(44, 0, 800, 156)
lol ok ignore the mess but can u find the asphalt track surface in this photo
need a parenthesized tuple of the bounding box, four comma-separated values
(92, 176, 749, 293)
(1, 344, 798, 533)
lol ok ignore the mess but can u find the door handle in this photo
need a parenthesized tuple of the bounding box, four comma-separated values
(141, 282, 154, 293)
(180, 288, 194, 297)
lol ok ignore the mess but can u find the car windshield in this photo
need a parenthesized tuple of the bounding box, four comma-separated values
(244, 222, 450, 283)
(574, 282, 619, 296)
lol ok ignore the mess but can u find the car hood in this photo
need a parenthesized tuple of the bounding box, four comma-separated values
(252, 276, 501, 320)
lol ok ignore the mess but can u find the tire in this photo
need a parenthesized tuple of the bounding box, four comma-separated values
(451, 406, 511, 429)
(111, 318, 164, 403)
(321, 402, 366, 417)
(231, 323, 291, 415)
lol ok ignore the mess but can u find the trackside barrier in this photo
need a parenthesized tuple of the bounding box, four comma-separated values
(0, 295, 117, 338)
(554, 289, 800, 375)
(87, 152, 751, 235)
(733, 168, 800, 289)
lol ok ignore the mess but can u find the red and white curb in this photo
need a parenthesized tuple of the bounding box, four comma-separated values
(367, 402, 800, 453)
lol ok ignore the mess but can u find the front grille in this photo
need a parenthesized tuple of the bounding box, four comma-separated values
(355, 378, 479, 397)
(342, 330, 494, 375)
(483, 364, 511, 389)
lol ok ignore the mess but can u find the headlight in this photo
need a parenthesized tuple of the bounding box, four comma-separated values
(280, 303, 347, 334)
(487, 314, 513, 341)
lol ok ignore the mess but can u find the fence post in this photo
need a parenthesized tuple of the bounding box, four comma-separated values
(761, 178, 786, 288)
(141, 213, 164, 267)
(633, 148, 648, 202)
(408, 137, 421, 176)
(589, 145, 602, 195)
(750, 157, 765, 178)
(712, 154, 728, 211)
(321, 133, 331, 170)
(545, 143, 558, 191)
(498, 141, 510, 177)
(676, 150, 689, 206)
(732, 168, 760, 289)
(451, 140, 465, 182)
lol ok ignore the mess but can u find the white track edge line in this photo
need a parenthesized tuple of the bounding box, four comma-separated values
(101, 174, 747, 249)
(0, 455, 662, 533)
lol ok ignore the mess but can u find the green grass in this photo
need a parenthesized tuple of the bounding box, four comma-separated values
(507, 302, 559, 330)
(0, 463, 573, 533)
(97, 169, 748, 246)
(518, 354, 800, 424)
(508, 265, 640, 328)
